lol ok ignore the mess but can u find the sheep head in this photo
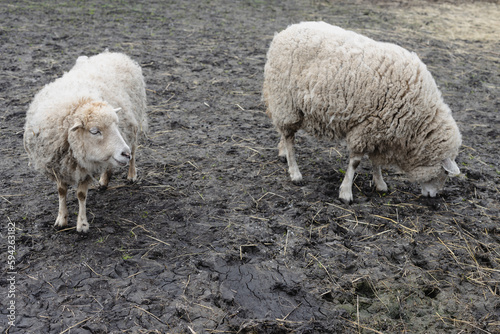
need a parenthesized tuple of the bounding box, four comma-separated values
(68, 100, 131, 171)
(419, 158, 460, 197)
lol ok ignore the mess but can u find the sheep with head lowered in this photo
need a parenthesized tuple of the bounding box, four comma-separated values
(24, 51, 148, 232)
(263, 22, 461, 203)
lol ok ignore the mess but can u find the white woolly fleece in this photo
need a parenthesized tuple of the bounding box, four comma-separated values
(24, 51, 148, 185)
(263, 22, 461, 196)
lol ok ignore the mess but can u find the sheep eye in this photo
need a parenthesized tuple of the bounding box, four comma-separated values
(89, 127, 101, 135)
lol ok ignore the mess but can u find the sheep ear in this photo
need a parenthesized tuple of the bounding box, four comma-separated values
(70, 120, 84, 132)
(113, 107, 122, 113)
(442, 158, 460, 176)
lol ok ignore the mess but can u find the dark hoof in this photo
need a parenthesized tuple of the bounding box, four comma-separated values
(292, 179, 306, 186)
(340, 198, 353, 205)
(97, 184, 108, 192)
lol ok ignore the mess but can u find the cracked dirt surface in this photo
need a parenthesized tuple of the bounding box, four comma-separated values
(1, 0, 499, 333)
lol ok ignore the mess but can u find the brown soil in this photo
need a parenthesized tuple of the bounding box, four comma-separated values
(1, 0, 499, 333)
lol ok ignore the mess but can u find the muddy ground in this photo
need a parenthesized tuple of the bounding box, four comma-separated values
(1, 0, 499, 333)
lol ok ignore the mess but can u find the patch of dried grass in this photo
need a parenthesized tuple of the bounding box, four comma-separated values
(354, 1, 499, 65)
(392, 2, 499, 57)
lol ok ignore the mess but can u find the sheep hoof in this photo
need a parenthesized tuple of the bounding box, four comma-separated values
(97, 184, 108, 192)
(77, 222, 89, 233)
(54, 217, 68, 228)
(292, 179, 306, 186)
(339, 192, 353, 204)
(340, 197, 353, 205)
(375, 182, 388, 193)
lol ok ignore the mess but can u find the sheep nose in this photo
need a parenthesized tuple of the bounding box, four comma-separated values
(121, 151, 131, 160)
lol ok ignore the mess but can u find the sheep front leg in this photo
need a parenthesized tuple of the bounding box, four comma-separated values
(76, 180, 90, 232)
(372, 164, 388, 192)
(283, 134, 303, 183)
(55, 181, 69, 228)
(339, 154, 362, 203)
(99, 168, 113, 189)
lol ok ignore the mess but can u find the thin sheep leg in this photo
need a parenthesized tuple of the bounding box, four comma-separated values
(76, 180, 90, 232)
(339, 154, 362, 203)
(372, 164, 388, 192)
(127, 142, 137, 181)
(284, 134, 303, 182)
(99, 168, 113, 189)
(55, 181, 68, 228)
(278, 134, 287, 159)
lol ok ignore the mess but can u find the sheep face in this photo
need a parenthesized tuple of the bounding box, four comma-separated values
(69, 102, 131, 171)
(419, 158, 460, 197)
(419, 169, 447, 197)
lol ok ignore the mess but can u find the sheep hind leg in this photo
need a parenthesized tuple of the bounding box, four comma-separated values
(282, 134, 303, 184)
(127, 143, 137, 182)
(277, 135, 287, 162)
(55, 181, 69, 228)
(372, 164, 388, 192)
(76, 180, 90, 233)
(339, 154, 363, 204)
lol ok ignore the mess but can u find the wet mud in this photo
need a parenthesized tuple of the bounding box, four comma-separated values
(1, 0, 499, 333)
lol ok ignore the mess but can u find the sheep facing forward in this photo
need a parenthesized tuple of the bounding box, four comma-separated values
(24, 51, 148, 232)
(263, 22, 461, 203)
